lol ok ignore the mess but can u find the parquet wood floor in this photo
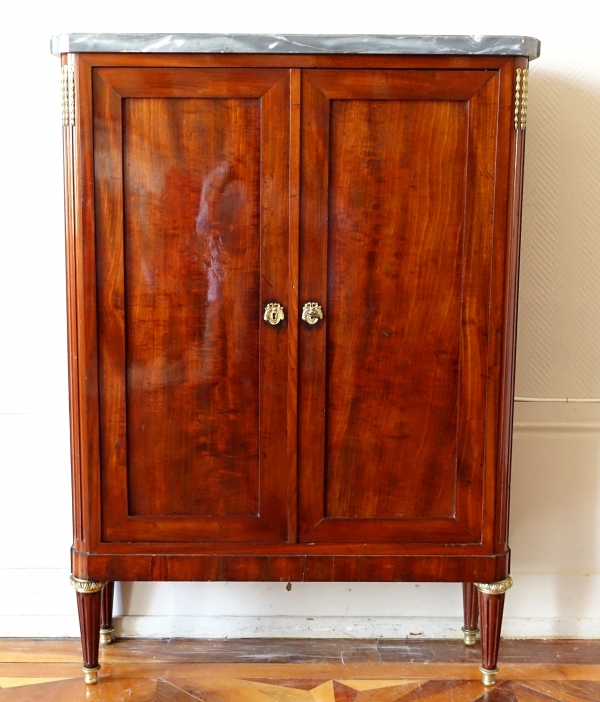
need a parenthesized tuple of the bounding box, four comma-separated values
(0, 639, 599, 701)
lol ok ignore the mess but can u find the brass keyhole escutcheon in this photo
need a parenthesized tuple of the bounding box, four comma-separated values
(302, 302, 324, 325)
(264, 302, 285, 326)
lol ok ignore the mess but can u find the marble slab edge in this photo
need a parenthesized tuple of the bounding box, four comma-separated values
(50, 34, 541, 59)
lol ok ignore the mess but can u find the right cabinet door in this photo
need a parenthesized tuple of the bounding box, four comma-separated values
(298, 68, 506, 545)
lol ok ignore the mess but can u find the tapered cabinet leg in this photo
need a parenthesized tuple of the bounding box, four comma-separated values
(475, 576, 513, 686)
(461, 582, 479, 646)
(70, 576, 105, 684)
(100, 581, 115, 645)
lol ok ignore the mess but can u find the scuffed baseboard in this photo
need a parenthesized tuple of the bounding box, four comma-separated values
(2, 614, 600, 640)
(114, 615, 463, 639)
(112, 615, 600, 640)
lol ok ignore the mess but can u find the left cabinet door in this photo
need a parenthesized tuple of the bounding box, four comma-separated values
(92, 67, 291, 543)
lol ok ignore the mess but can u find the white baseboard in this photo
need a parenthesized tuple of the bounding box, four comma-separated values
(113, 615, 600, 640)
(114, 615, 463, 639)
(0, 616, 80, 638)
(513, 400, 600, 433)
(2, 615, 598, 639)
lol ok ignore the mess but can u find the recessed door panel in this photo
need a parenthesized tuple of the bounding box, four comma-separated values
(95, 68, 290, 542)
(325, 98, 466, 520)
(299, 69, 500, 544)
(124, 97, 261, 518)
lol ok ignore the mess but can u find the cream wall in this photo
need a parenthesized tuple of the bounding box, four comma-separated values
(2, 0, 600, 639)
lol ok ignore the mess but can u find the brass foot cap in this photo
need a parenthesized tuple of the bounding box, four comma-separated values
(83, 666, 100, 685)
(480, 666, 499, 686)
(461, 627, 479, 646)
(100, 627, 114, 645)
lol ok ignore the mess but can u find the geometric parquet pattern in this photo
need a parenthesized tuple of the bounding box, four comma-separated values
(4, 678, 600, 701)
(2, 639, 600, 701)
(4, 676, 600, 701)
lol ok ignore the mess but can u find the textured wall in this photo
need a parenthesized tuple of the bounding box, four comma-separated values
(516, 42, 600, 398)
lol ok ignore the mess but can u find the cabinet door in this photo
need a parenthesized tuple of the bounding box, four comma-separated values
(94, 68, 290, 543)
(299, 68, 502, 544)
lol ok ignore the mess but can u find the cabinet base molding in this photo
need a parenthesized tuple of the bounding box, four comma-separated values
(73, 551, 511, 584)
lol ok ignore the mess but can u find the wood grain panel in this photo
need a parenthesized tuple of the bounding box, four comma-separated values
(287, 67, 301, 544)
(94, 71, 129, 532)
(93, 67, 290, 543)
(75, 55, 103, 556)
(78, 552, 510, 583)
(325, 98, 466, 520)
(299, 69, 500, 544)
(455, 71, 500, 544)
(298, 71, 330, 543)
(305, 68, 495, 100)
(124, 96, 261, 518)
(75, 539, 504, 557)
(81, 54, 511, 70)
(95, 67, 286, 98)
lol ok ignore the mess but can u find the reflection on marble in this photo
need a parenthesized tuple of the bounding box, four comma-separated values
(51, 34, 540, 59)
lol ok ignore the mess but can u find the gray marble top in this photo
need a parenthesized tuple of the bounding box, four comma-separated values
(51, 34, 540, 59)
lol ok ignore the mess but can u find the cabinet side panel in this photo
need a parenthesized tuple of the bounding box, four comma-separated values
(72, 55, 102, 555)
(63, 54, 83, 549)
(493, 57, 529, 553)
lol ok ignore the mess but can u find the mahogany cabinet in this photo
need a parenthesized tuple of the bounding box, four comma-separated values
(53, 33, 540, 686)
